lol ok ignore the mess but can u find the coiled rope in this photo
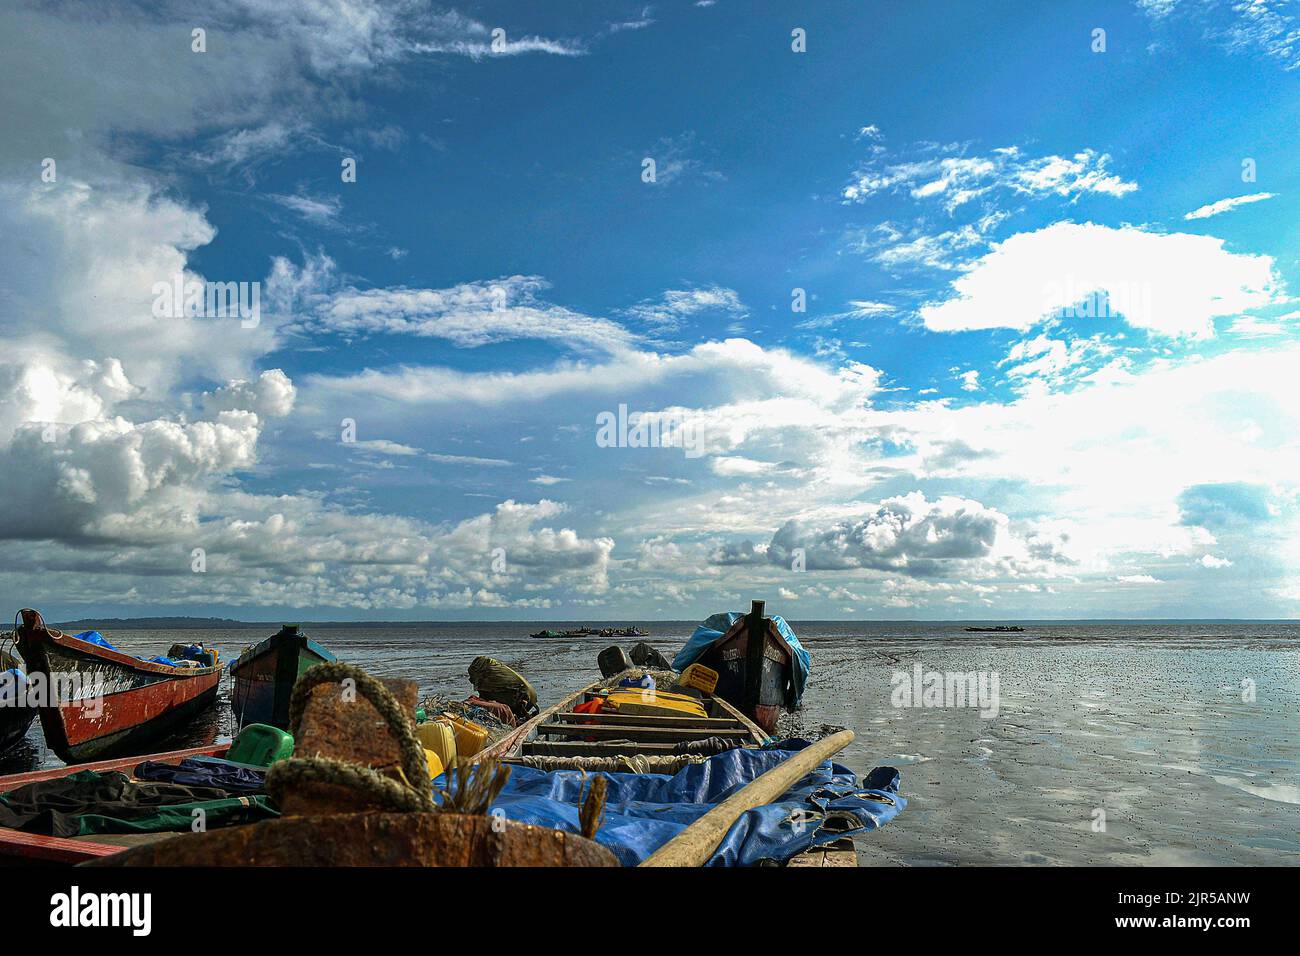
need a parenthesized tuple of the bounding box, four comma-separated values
(265, 661, 437, 813)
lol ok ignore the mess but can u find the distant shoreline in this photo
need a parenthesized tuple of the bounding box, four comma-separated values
(46, 616, 1300, 630)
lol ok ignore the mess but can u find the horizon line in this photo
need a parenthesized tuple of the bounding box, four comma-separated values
(44, 616, 1300, 626)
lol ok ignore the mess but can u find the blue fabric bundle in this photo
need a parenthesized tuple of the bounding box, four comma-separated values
(132, 756, 267, 795)
(73, 630, 116, 650)
(0, 668, 26, 706)
(672, 612, 812, 708)
(445, 739, 904, 866)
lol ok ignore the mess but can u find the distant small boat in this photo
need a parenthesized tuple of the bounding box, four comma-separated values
(14, 609, 222, 763)
(230, 625, 336, 730)
(0, 646, 37, 756)
(532, 626, 649, 639)
(964, 625, 1025, 633)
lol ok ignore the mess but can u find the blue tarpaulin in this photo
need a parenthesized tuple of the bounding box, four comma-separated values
(672, 612, 811, 709)
(446, 739, 904, 866)
(74, 630, 116, 650)
(0, 668, 25, 706)
(72, 631, 209, 670)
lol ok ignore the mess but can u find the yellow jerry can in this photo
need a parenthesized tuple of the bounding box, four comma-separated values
(679, 663, 719, 695)
(416, 720, 458, 776)
(441, 712, 490, 758)
(422, 748, 445, 781)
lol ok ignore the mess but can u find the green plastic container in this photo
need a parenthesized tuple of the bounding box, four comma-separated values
(226, 723, 294, 767)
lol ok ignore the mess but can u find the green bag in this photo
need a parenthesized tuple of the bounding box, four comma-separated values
(467, 656, 537, 718)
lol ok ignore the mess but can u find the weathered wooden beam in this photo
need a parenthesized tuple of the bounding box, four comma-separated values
(536, 723, 750, 742)
(743, 599, 766, 714)
(551, 712, 744, 728)
(523, 739, 738, 757)
(89, 812, 620, 867)
(786, 838, 858, 868)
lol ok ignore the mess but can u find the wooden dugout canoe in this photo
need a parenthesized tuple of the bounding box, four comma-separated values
(229, 625, 336, 730)
(474, 668, 857, 866)
(14, 609, 222, 764)
(693, 613, 795, 735)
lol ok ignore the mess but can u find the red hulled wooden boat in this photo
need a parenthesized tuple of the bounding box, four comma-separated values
(14, 609, 222, 764)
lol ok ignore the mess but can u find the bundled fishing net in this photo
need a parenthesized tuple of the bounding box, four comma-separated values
(418, 694, 517, 750)
(509, 753, 711, 774)
(597, 667, 679, 690)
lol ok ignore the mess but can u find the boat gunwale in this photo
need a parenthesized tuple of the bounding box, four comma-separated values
(228, 629, 335, 677)
(19, 621, 222, 679)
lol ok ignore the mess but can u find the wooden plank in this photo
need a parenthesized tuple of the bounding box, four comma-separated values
(0, 829, 125, 864)
(0, 743, 226, 790)
(536, 723, 750, 742)
(708, 695, 769, 742)
(822, 839, 858, 867)
(786, 847, 826, 867)
(788, 839, 858, 868)
(523, 739, 710, 757)
(473, 679, 604, 763)
(552, 712, 744, 728)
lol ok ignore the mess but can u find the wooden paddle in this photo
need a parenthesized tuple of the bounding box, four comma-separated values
(639, 729, 855, 867)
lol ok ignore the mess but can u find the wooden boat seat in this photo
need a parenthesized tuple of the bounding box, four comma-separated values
(535, 722, 751, 742)
(521, 739, 727, 757)
(551, 712, 743, 728)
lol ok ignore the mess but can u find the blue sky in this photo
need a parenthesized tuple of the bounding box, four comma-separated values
(2, 0, 1300, 620)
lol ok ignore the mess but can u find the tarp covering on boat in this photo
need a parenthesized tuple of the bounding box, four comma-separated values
(73, 629, 115, 650)
(0, 769, 276, 837)
(133, 756, 268, 795)
(69, 630, 213, 670)
(672, 612, 811, 709)
(452, 739, 903, 866)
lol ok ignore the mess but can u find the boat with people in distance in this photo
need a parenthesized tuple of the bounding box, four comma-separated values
(531, 626, 650, 639)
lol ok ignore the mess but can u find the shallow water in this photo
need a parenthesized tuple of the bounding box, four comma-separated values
(4, 621, 1297, 865)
